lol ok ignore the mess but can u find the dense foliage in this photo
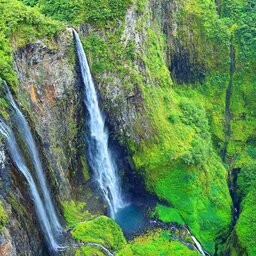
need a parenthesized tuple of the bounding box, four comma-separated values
(0, 0, 61, 85)
(72, 216, 126, 251)
(116, 230, 199, 256)
(0, 201, 8, 232)
(37, 0, 133, 25)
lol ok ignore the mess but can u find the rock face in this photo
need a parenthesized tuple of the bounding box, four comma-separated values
(0, 144, 44, 255)
(0, 28, 104, 255)
(14, 29, 80, 201)
(13, 28, 103, 207)
(75, 0, 232, 254)
(0, 234, 13, 256)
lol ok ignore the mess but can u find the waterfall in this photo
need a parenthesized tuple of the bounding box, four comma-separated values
(0, 120, 62, 251)
(73, 30, 125, 218)
(191, 236, 206, 256)
(4, 84, 63, 235)
(183, 227, 208, 256)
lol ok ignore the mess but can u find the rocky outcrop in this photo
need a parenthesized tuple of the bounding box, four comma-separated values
(0, 144, 44, 255)
(0, 230, 13, 256)
(12, 28, 103, 210)
(14, 29, 79, 200)
(0, 27, 105, 255)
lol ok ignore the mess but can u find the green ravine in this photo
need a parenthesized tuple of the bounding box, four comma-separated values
(0, 0, 255, 255)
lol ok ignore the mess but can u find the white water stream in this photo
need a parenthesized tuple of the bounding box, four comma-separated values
(5, 84, 63, 235)
(73, 30, 126, 218)
(0, 120, 62, 251)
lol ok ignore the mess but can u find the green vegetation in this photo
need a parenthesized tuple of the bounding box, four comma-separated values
(75, 245, 106, 256)
(0, 0, 62, 86)
(62, 200, 93, 227)
(0, 0, 255, 255)
(237, 162, 256, 197)
(166, 2, 256, 253)
(233, 162, 256, 255)
(125, 6, 232, 253)
(71, 216, 126, 251)
(38, 0, 133, 25)
(116, 230, 200, 256)
(170, 0, 230, 84)
(0, 201, 8, 231)
(155, 204, 184, 225)
(63, 201, 126, 254)
(236, 189, 256, 256)
(0, 79, 10, 119)
(61, 0, 233, 253)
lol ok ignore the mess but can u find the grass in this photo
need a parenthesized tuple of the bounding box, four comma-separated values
(0, 0, 62, 86)
(0, 201, 7, 232)
(116, 230, 200, 256)
(236, 189, 256, 256)
(71, 216, 126, 251)
(155, 204, 185, 225)
(62, 200, 93, 227)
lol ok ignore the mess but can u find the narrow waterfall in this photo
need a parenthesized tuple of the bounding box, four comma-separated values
(5, 84, 62, 235)
(0, 120, 62, 251)
(183, 227, 208, 256)
(73, 30, 125, 218)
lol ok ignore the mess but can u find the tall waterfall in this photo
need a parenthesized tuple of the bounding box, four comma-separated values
(0, 120, 61, 251)
(5, 84, 62, 235)
(73, 30, 125, 218)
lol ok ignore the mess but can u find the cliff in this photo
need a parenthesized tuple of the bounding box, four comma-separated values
(0, 0, 255, 255)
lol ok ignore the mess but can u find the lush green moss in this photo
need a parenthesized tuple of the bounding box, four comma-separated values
(170, 0, 230, 83)
(62, 200, 93, 227)
(155, 204, 184, 225)
(236, 189, 256, 256)
(134, 150, 231, 253)
(2, 0, 254, 255)
(0, 0, 62, 85)
(171, 16, 256, 256)
(75, 245, 105, 256)
(38, 0, 84, 24)
(136, 0, 147, 15)
(71, 0, 233, 253)
(231, 162, 256, 255)
(124, 6, 232, 254)
(237, 161, 256, 197)
(39, 0, 133, 25)
(19, 0, 38, 7)
(0, 201, 8, 231)
(0, 79, 10, 119)
(116, 230, 199, 256)
(131, 49, 232, 253)
(71, 216, 126, 251)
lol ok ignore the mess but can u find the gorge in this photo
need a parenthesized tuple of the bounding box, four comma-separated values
(0, 0, 255, 256)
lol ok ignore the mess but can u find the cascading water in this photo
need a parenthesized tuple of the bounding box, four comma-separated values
(73, 30, 125, 218)
(4, 83, 63, 235)
(184, 227, 208, 256)
(0, 120, 61, 251)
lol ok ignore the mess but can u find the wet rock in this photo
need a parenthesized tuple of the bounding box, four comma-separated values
(14, 28, 92, 202)
(0, 228, 15, 256)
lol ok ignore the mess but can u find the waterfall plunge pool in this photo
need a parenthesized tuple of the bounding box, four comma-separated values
(115, 204, 147, 236)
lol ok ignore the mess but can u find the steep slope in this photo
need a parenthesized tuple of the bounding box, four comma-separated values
(0, 1, 100, 254)
(0, 0, 255, 255)
(73, 0, 232, 254)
